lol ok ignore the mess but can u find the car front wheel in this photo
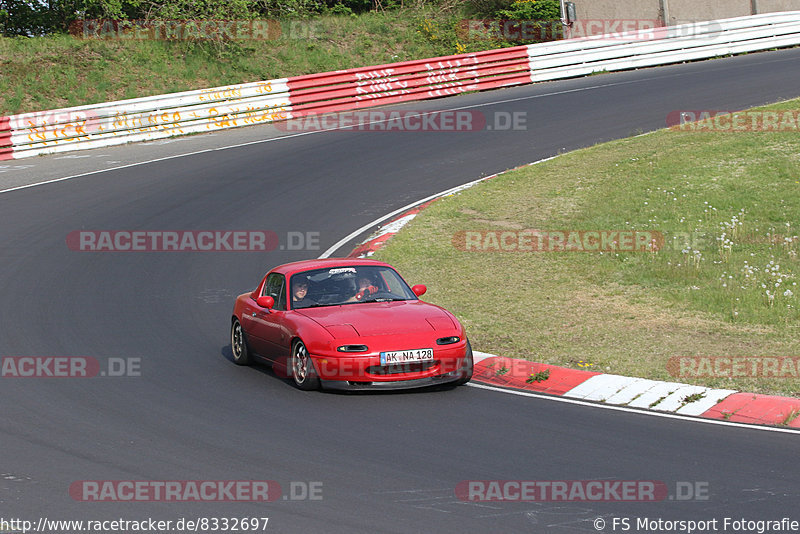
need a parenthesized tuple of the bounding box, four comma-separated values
(291, 340, 320, 391)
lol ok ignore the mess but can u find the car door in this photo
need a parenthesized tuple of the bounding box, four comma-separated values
(240, 276, 271, 357)
(247, 273, 290, 360)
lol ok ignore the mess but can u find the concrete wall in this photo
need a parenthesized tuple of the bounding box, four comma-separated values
(572, 0, 800, 25)
(667, 0, 751, 25)
(757, 0, 800, 13)
(572, 0, 662, 21)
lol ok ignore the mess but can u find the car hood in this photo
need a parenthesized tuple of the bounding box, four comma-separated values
(296, 300, 456, 337)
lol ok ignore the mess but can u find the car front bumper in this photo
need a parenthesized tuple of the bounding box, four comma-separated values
(319, 368, 466, 391)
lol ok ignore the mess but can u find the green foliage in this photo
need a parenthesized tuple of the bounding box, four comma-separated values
(526, 368, 551, 383)
(0, 0, 144, 35)
(417, 15, 472, 55)
(480, 0, 563, 44)
(0, 0, 381, 36)
(1, 4, 491, 113)
(148, 0, 254, 20)
(464, 0, 514, 17)
(0, 0, 52, 35)
(496, 0, 560, 20)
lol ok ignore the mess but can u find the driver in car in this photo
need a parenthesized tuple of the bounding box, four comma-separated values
(347, 275, 379, 302)
(292, 279, 316, 309)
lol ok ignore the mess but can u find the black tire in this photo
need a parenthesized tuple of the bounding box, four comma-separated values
(231, 318, 252, 366)
(291, 340, 320, 391)
(454, 339, 474, 386)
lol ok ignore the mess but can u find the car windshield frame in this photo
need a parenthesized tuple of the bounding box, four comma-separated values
(289, 265, 417, 310)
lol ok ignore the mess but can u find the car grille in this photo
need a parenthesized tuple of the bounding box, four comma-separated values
(367, 361, 437, 375)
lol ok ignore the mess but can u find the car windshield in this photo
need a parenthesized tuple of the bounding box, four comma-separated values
(289, 265, 417, 309)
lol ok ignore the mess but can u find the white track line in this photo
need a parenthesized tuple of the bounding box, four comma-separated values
(319, 156, 559, 258)
(319, 175, 492, 258)
(468, 383, 799, 434)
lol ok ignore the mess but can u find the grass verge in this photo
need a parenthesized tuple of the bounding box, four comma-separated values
(0, 8, 507, 115)
(373, 100, 800, 397)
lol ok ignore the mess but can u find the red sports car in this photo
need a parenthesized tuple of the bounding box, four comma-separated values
(230, 258, 472, 390)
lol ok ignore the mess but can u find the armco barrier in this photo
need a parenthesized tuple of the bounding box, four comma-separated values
(2, 12, 799, 161)
(285, 45, 532, 117)
(527, 12, 800, 82)
(0, 80, 292, 160)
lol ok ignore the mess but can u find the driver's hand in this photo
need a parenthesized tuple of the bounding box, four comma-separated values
(355, 286, 378, 301)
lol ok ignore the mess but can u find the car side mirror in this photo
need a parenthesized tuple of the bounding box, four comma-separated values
(256, 296, 275, 309)
(411, 284, 427, 297)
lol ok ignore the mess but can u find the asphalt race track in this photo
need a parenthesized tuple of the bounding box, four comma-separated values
(2, 49, 800, 533)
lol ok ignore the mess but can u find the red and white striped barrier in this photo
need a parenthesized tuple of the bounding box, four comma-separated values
(0, 46, 530, 161)
(2, 12, 799, 160)
(471, 354, 800, 428)
(0, 79, 292, 160)
(286, 45, 531, 118)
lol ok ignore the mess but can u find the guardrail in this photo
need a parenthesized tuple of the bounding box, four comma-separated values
(528, 12, 800, 81)
(0, 80, 293, 160)
(2, 11, 799, 161)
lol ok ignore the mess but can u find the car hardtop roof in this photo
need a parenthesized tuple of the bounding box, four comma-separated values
(269, 258, 394, 277)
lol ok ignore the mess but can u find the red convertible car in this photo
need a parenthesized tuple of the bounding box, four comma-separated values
(230, 258, 472, 390)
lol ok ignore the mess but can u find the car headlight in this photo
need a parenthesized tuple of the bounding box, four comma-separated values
(337, 345, 369, 353)
(436, 336, 460, 345)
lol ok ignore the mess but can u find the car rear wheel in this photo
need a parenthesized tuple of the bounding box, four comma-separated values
(454, 339, 474, 386)
(231, 319, 252, 366)
(291, 340, 320, 391)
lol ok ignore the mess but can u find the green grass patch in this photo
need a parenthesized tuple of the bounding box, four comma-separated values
(373, 99, 800, 398)
(0, 7, 509, 115)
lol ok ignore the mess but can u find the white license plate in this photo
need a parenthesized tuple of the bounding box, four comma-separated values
(380, 348, 434, 365)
